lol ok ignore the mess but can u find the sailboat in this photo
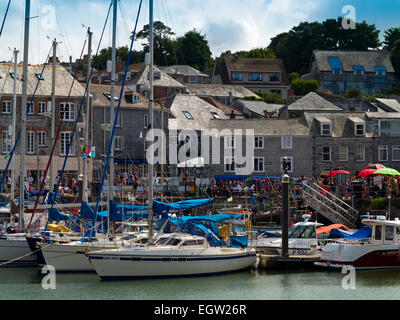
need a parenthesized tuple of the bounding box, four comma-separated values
(86, 0, 257, 279)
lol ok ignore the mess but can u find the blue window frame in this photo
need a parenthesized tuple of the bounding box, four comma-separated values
(375, 66, 386, 76)
(249, 73, 263, 81)
(232, 73, 242, 81)
(328, 56, 343, 75)
(353, 65, 364, 76)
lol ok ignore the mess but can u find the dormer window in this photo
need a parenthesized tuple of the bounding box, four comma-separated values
(211, 112, 221, 119)
(232, 73, 242, 81)
(154, 71, 161, 80)
(183, 111, 194, 120)
(328, 56, 343, 76)
(249, 73, 263, 81)
(353, 66, 364, 76)
(321, 123, 331, 136)
(355, 123, 365, 136)
(375, 66, 386, 76)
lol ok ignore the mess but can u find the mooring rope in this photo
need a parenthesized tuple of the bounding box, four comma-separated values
(0, 241, 53, 267)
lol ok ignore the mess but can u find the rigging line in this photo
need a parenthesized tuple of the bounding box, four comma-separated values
(37, 1, 114, 230)
(0, 0, 11, 38)
(0, 52, 15, 100)
(93, 0, 143, 217)
(27, 34, 89, 229)
(51, 0, 74, 59)
(0, 44, 53, 194)
(160, 0, 179, 66)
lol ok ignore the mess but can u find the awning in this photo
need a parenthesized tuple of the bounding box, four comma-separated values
(215, 175, 247, 180)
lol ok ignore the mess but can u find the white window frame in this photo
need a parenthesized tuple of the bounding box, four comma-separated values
(339, 145, 348, 161)
(27, 102, 35, 115)
(60, 131, 74, 156)
(114, 136, 124, 151)
(38, 131, 46, 147)
(322, 146, 331, 162)
(116, 112, 123, 127)
(392, 146, 400, 161)
(27, 131, 35, 154)
(355, 123, 365, 136)
(224, 136, 235, 149)
(254, 136, 264, 149)
(378, 145, 388, 162)
(2, 131, 11, 154)
(38, 102, 47, 115)
(321, 123, 332, 136)
(281, 136, 292, 149)
(224, 156, 236, 172)
(254, 157, 264, 172)
(2, 100, 11, 114)
(60, 102, 75, 121)
(280, 156, 293, 173)
(355, 147, 365, 162)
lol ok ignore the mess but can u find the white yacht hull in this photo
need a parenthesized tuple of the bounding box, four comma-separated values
(88, 247, 257, 279)
(0, 234, 38, 266)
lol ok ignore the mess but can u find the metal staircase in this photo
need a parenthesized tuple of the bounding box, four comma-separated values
(302, 183, 359, 228)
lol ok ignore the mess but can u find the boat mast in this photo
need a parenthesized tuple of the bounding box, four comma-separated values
(49, 38, 57, 193)
(11, 48, 18, 201)
(147, 0, 155, 244)
(83, 28, 92, 203)
(19, 0, 31, 232)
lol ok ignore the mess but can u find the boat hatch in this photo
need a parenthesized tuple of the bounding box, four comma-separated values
(289, 225, 316, 239)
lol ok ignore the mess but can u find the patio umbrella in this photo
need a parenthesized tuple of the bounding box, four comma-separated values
(357, 168, 377, 177)
(364, 163, 385, 170)
(373, 168, 400, 176)
(325, 170, 351, 178)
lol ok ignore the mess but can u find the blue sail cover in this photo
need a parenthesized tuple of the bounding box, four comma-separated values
(109, 200, 148, 221)
(230, 235, 249, 248)
(48, 208, 73, 221)
(153, 198, 214, 217)
(169, 213, 243, 227)
(78, 201, 107, 220)
(346, 226, 372, 239)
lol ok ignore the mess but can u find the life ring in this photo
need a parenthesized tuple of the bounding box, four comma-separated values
(219, 224, 231, 240)
(244, 219, 252, 231)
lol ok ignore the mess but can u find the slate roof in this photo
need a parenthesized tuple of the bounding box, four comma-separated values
(375, 98, 400, 113)
(236, 100, 284, 117)
(185, 84, 258, 98)
(122, 65, 185, 88)
(159, 65, 208, 77)
(0, 63, 85, 97)
(167, 94, 226, 131)
(312, 50, 395, 73)
(287, 92, 342, 111)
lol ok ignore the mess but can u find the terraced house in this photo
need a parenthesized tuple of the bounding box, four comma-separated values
(303, 50, 397, 95)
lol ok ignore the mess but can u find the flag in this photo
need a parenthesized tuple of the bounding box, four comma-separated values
(90, 146, 95, 159)
(82, 147, 94, 159)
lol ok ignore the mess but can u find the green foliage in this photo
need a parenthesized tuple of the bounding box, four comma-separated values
(268, 18, 381, 74)
(289, 72, 300, 83)
(346, 87, 363, 99)
(92, 46, 144, 70)
(220, 48, 275, 59)
(371, 198, 388, 211)
(390, 39, 400, 79)
(384, 27, 400, 50)
(315, 89, 345, 100)
(249, 91, 285, 104)
(290, 78, 319, 95)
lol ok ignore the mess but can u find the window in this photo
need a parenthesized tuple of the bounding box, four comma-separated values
(254, 157, 264, 172)
(321, 123, 331, 136)
(385, 226, 394, 241)
(375, 225, 382, 240)
(133, 95, 140, 103)
(254, 136, 264, 149)
(181, 240, 198, 246)
(144, 114, 148, 129)
(27, 102, 34, 115)
(355, 123, 365, 136)
(377, 120, 400, 137)
(224, 136, 235, 149)
(60, 131, 74, 156)
(332, 68, 342, 75)
(355, 147, 365, 161)
(211, 112, 221, 119)
(269, 73, 280, 82)
(188, 76, 197, 83)
(2, 101, 11, 114)
(2, 131, 10, 154)
(60, 102, 75, 121)
(116, 112, 123, 127)
(232, 73, 242, 81)
(375, 66, 386, 76)
(38, 102, 46, 115)
(281, 136, 292, 149)
(339, 146, 348, 161)
(353, 66, 364, 76)
(322, 146, 331, 161)
(114, 136, 123, 150)
(38, 131, 46, 147)
(378, 145, 388, 161)
(27, 131, 35, 154)
(393, 146, 400, 161)
(280, 156, 293, 173)
(224, 157, 235, 172)
(183, 111, 194, 120)
(249, 73, 263, 81)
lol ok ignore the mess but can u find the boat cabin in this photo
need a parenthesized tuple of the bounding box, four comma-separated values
(154, 233, 208, 248)
(362, 218, 400, 244)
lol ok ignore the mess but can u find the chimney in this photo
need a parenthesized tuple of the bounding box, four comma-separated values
(228, 91, 233, 105)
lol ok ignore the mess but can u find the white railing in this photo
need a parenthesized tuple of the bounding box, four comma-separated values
(302, 183, 358, 228)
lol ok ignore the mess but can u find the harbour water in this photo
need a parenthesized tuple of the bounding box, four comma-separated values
(1, 267, 400, 300)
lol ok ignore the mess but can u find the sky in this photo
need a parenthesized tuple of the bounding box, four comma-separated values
(1, 0, 400, 65)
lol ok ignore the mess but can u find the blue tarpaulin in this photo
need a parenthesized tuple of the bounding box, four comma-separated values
(109, 200, 148, 221)
(329, 226, 372, 239)
(78, 201, 107, 220)
(169, 213, 243, 226)
(230, 235, 249, 248)
(48, 208, 73, 221)
(153, 198, 214, 216)
(214, 175, 247, 180)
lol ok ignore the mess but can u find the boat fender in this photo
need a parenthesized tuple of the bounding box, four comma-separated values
(245, 219, 252, 231)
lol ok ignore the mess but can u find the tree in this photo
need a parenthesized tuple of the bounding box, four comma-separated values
(134, 21, 177, 66)
(92, 46, 144, 70)
(176, 29, 213, 72)
(391, 39, 400, 79)
(268, 18, 381, 74)
(346, 88, 362, 99)
(290, 78, 319, 95)
(384, 27, 400, 50)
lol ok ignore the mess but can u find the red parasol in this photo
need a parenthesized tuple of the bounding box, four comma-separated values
(364, 163, 385, 170)
(357, 168, 376, 177)
(325, 170, 350, 178)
